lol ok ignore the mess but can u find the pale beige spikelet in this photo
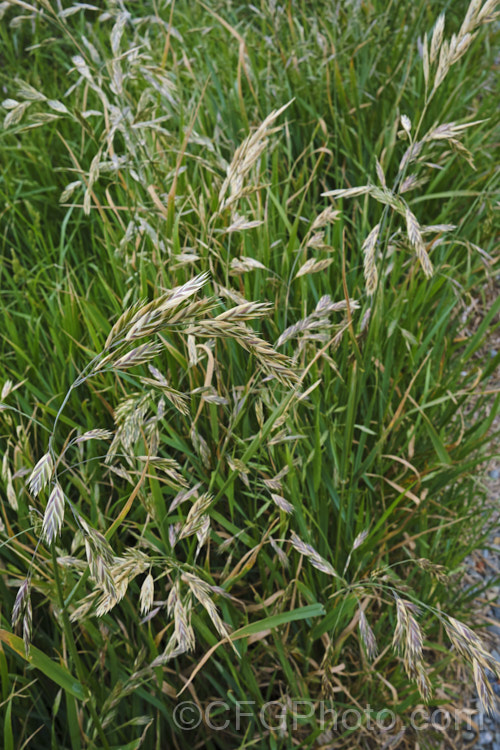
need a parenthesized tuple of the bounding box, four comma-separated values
(188, 318, 298, 386)
(289, 531, 339, 578)
(399, 140, 424, 172)
(182, 572, 233, 644)
(82, 522, 117, 597)
(476, 0, 499, 25)
(59, 180, 81, 203)
(270, 537, 289, 569)
(404, 608, 424, 676)
(106, 273, 209, 345)
(473, 660, 497, 715)
(168, 483, 201, 514)
(215, 301, 271, 322)
(225, 214, 264, 233)
(195, 515, 211, 556)
(178, 493, 213, 541)
(295, 258, 334, 279)
(422, 33, 430, 86)
(405, 208, 433, 277)
(227, 457, 250, 488)
(429, 0, 497, 94)
(270, 493, 294, 514)
(230, 256, 267, 274)
(311, 207, 341, 231)
(151, 634, 189, 666)
(218, 100, 293, 211)
(321, 185, 371, 199)
(430, 13, 446, 63)
(111, 342, 163, 370)
(393, 595, 408, 654)
(168, 523, 180, 547)
(139, 573, 155, 615)
(460, 0, 482, 35)
(400, 114, 412, 136)
(343, 528, 369, 574)
(444, 615, 497, 672)
(174, 598, 196, 652)
(359, 607, 378, 660)
(23, 595, 32, 656)
(375, 157, 386, 188)
(1, 379, 13, 400)
(110, 10, 130, 56)
(136, 455, 187, 487)
(3, 101, 32, 128)
(28, 452, 54, 497)
(69, 594, 98, 623)
(392, 596, 432, 701)
(190, 427, 211, 469)
(42, 482, 65, 544)
(415, 666, 432, 703)
(2, 451, 18, 510)
(414, 557, 448, 582)
(104, 297, 148, 349)
(369, 185, 407, 215)
(263, 465, 289, 492)
(110, 550, 150, 589)
(12, 578, 30, 627)
(275, 295, 359, 349)
(360, 307, 372, 333)
(433, 38, 450, 91)
(95, 578, 128, 617)
(353, 529, 369, 551)
(399, 174, 423, 194)
(362, 223, 380, 295)
(74, 429, 113, 444)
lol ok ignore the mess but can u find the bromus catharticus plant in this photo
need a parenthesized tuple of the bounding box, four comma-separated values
(9, 272, 298, 657)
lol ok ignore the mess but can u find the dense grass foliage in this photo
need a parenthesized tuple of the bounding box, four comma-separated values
(0, 1, 499, 748)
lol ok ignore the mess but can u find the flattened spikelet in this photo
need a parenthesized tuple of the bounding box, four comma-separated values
(28, 453, 54, 497)
(12, 579, 29, 627)
(42, 482, 65, 544)
(359, 607, 378, 660)
(178, 493, 213, 540)
(139, 573, 154, 615)
(270, 493, 294, 514)
(362, 224, 380, 295)
(405, 208, 434, 277)
(290, 531, 339, 578)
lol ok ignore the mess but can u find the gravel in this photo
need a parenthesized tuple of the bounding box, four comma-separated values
(462, 473, 500, 750)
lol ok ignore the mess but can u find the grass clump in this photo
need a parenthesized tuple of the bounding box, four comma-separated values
(0, 0, 499, 747)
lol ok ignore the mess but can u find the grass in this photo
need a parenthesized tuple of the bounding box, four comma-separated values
(0, 0, 499, 747)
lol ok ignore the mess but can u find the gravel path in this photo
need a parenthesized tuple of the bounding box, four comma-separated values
(463, 468, 500, 750)
(465, 340, 500, 750)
